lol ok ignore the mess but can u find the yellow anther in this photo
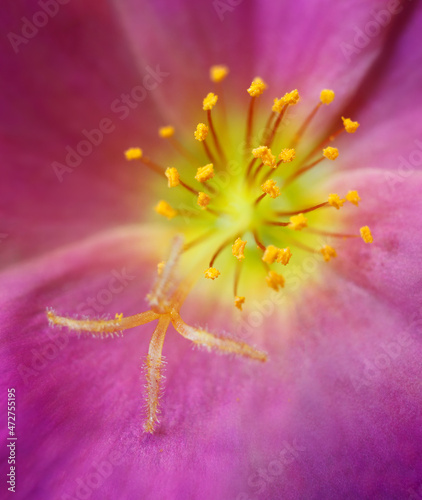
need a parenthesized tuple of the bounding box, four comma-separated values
(346, 190, 361, 206)
(158, 126, 175, 138)
(247, 77, 267, 97)
(157, 261, 166, 276)
(323, 147, 339, 160)
(342, 116, 360, 133)
(278, 148, 296, 163)
(203, 92, 218, 111)
(262, 245, 279, 264)
(204, 267, 220, 280)
(124, 148, 142, 160)
(320, 245, 337, 262)
(282, 89, 300, 105)
(276, 247, 292, 265)
(261, 179, 280, 199)
(194, 123, 209, 141)
(197, 192, 211, 209)
(272, 98, 285, 114)
(262, 245, 292, 265)
(320, 89, 335, 105)
(155, 200, 178, 220)
(195, 164, 214, 183)
(288, 213, 308, 231)
(165, 167, 180, 188)
(252, 146, 276, 167)
(232, 238, 247, 261)
(360, 226, 373, 243)
(328, 193, 346, 210)
(266, 271, 285, 291)
(234, 296, 245, 310)
(115, 313, 123, 321)
(210, 65, 229, 83)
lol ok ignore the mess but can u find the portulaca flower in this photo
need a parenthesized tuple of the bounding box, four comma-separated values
(1, 1, 422, 499)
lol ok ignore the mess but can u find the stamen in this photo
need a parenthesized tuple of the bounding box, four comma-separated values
(288, 213, 308, 231)
(170, 311, 268, 362)
(232, 237, 247, 261)
(143, 315, 171, 433)
(165, 167, 180, 188)
(360, 226, 373, 243)
(159, 126, 175, 138)
(346, 190, 361, 206)
(245, 77, 267, 153)
(279, 148, 296, 163)
(266, 271, 285, 291)
(320, 89, 335, 105)
(197, 192, 211, 209)
(203, 92, 218, 110)
(328, 193, 346, 210)
(234, 296, 245, 311)
(260, 179, 281, 199)
(195, 164, 215, 183)
(210, 65, 229, 83)
(323, 147, 339, 160)
(320, 245, 337, 262)
(342, 117, 360, 134)
(252, 146, 276, 167)
(155, 200, 178, 219)
(204, 267, 220, 280)
(124, 147, 143, 160)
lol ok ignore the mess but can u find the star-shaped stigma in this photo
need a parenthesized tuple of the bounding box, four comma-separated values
(46, 236, 267, 433)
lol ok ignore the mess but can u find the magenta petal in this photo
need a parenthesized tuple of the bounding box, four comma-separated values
(324, 169, 422, 317)
(0, 1, 163, 266)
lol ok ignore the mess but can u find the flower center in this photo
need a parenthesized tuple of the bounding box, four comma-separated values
(125, 65, 373, 310)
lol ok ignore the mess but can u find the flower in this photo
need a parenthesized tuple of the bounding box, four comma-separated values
(1, 1, 422, 500)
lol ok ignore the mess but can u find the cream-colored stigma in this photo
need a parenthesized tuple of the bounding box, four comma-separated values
(328, 193, 345, 210)
(360, 226, 373, 243)
(124, 147, 143, 160)
(288, 213, 308, 230)
(346, 190, 361, 206)
(195, 164, 214, 183)
(320, 245, 337, 262)
(210, 65, 229, 83)
(159, 126, 175, 138)
(232, 238, 247, 261)
(261, 179, 280, 199)
(320, 89, 335, 105)
(279, 148, 296, 163)
(247, 77, 267, 97)
(204, 267, 220, 280)
(342, 117, 360, 133)
(266, 271, 285, 291)
(203, 92, 218, 111)
(323, 147, 339, 160)
(165, 167, 180, 188)
(194, 123, 209, 141)
(155, 200, 177, 219)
